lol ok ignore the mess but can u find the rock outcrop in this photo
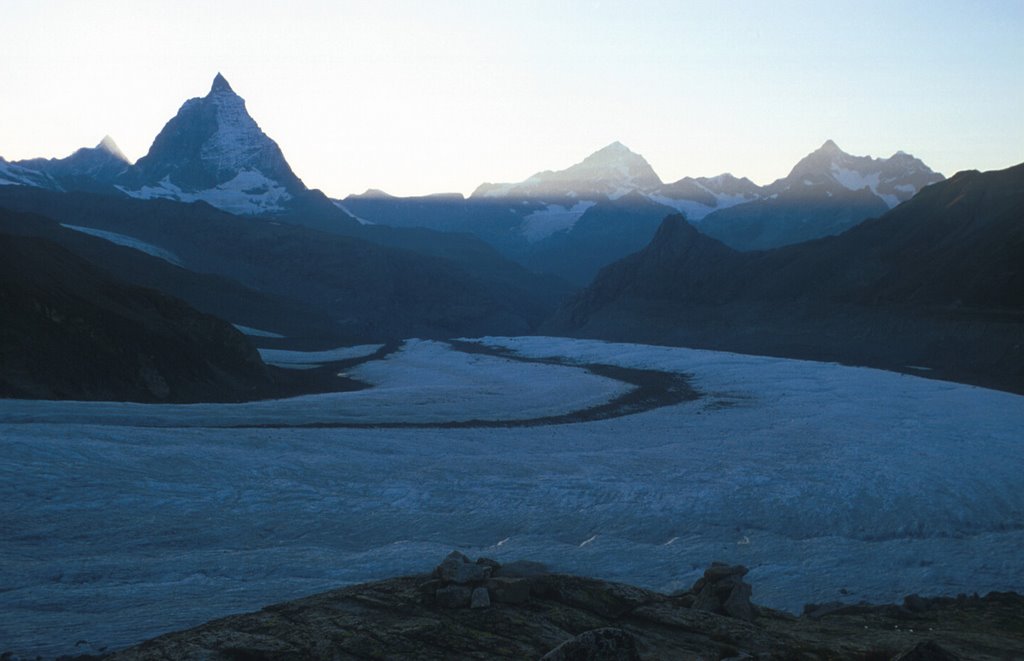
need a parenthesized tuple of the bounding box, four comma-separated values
(689, 562, 755, 621)
(76, 554, 1024, 660)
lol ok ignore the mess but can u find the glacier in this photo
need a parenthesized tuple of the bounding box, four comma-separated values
(1, 337, 1022, 657)
(60, 224, 185, 266)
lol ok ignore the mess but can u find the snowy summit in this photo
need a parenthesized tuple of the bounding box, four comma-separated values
(473, 141, 663, 200)
(118, 74, 307, 214)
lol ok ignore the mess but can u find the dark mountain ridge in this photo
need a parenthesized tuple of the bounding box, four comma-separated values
(0, 206, 342, 345)
(0, 232, 273, 402)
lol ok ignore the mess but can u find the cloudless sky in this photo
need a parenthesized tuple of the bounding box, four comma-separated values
(2, 0, 1022, 197)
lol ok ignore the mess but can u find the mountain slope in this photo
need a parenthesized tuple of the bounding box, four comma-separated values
(0, 207, 342, 344)
(0, 187, 567, 341)
(550, 163, 1024, 391)
(520, 193, 681, 285)
(0, 232, 273, 402)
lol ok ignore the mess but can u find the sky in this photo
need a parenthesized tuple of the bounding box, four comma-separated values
(2, 0, 1022, 197)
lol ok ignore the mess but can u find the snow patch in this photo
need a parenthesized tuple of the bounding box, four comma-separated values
(59, 224, 183, 266)
(647, 191, 754, 222)
(332, 200, 374, 224)
(830, 165, 882, 194)
(119, 170, 292, 215)
(232, 324, 285, 339)
(519, 201, 597, 242)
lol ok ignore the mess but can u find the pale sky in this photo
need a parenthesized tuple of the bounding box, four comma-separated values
(3, 0, 1022, 197)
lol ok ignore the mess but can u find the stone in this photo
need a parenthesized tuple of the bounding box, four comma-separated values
(476, 556, 502, 571)
(434, 585, 472, 608)
(903, 593, 931, 613)
(691, 563, 755, 621)
(434, 550, 492, 585)
(541, 627, 641, 660)
(487, 577, 532, 605)
(703, 562, 749, 582)
(470, 587, 491, 609)
(721, 581, 754, 621)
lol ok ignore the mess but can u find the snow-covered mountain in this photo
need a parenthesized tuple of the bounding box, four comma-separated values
(694, 140, 945, 251)
(16, 135, 132, 186)
(118, 74, 307, 215)
(473, 141, 663, 200)
(470, 141, 760, 223)
(649, 172, 764, 221)
(770, 139, 944, 208)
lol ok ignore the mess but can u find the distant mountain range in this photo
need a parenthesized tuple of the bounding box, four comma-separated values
(345, 139, 943, 283)
(547, 163, 1024, 392)
(4, 76, 943, 281)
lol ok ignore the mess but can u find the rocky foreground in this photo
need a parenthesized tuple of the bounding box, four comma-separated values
(57, 553, 1023, 660)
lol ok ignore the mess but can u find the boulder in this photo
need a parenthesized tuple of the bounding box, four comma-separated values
(691, 563, 754, 621)
(470, 587, 491, 609)
(476, 556, 502, 572)
(434, 550, 492, 585)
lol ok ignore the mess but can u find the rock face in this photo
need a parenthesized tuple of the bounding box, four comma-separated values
(121, 74, 307, 214)
(92, 555, 1024, 660)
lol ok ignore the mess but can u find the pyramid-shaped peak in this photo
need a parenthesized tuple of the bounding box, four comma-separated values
(591, 141, 636, 157)
(210, 73, 234, 95)
(819, 139, 843, 153)
(96, 135, 129, 162)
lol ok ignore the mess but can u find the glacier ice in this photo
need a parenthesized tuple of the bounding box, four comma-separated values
(1, 337, 1022, 657)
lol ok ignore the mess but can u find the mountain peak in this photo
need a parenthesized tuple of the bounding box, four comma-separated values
(819, 139, 843, 154)
(586, 141, 638, 162)
(126, 75, 306, 213)
(597, 140, 629, 153)
(96, 135, 129, 163)
(472, 141, 661, 199)
(210, 73, 234, 95)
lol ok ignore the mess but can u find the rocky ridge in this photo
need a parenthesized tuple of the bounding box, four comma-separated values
(59, 553, 1024, 660)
